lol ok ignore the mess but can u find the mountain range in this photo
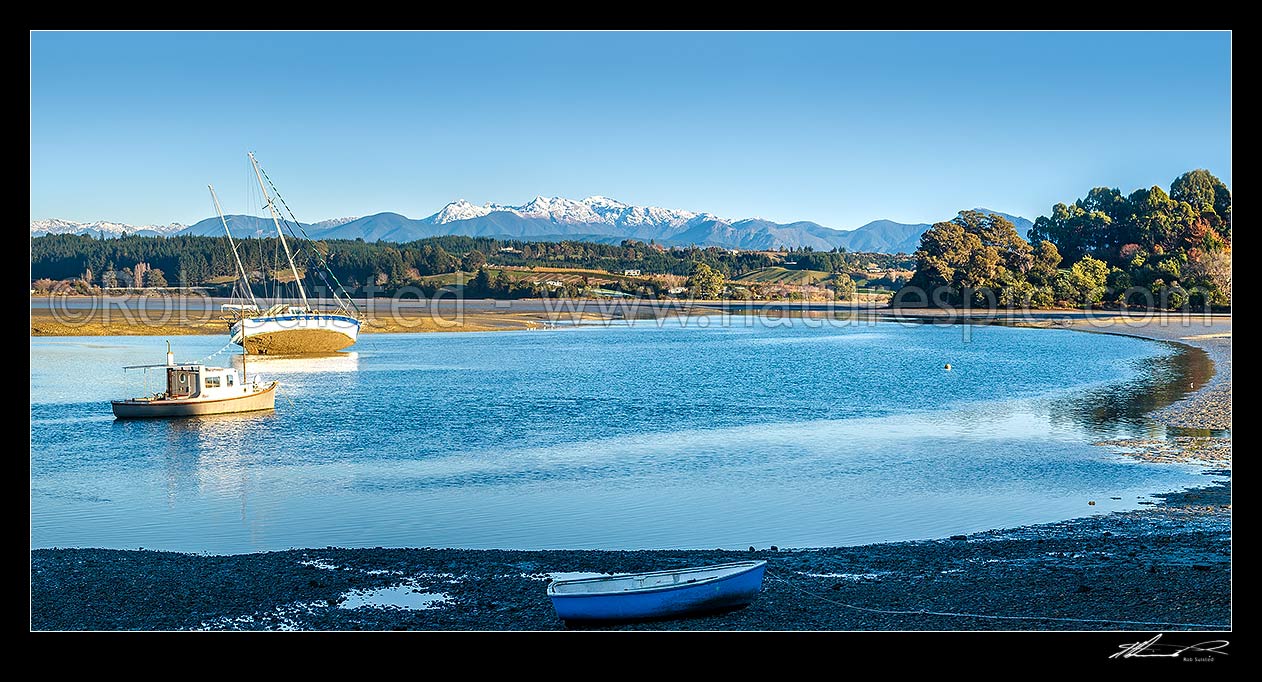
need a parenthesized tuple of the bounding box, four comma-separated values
(30, 197, 1034, 254)
(30, 218, 188, 238)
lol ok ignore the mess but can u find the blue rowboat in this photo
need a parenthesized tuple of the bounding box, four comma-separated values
(547, 560, 767, 621)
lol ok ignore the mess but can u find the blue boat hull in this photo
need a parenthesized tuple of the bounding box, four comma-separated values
(549, 562, 767, 621)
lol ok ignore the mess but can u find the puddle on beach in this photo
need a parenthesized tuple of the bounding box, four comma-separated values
(299, 559, 406, 576)
(522, 571, 609, 582)
(338, 585, 451, 610)
(797, 571, 889, 580)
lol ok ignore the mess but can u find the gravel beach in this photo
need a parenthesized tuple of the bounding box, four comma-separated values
(31, 481, 1229, 631)
(30, 314, 1231, 631)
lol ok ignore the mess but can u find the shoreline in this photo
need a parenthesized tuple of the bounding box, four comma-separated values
(29, 314, 1230, 631)
(1054, 316, 1232, 432)
(30, 298, 1232, 338)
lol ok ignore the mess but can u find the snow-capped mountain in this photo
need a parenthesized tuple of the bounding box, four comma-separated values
(32, 199, 1034, 253)
(430, 199, 494, 224)
(31, 218, 186, 237)
(426, 196, 723, 231)
(308, 216, 360, 230)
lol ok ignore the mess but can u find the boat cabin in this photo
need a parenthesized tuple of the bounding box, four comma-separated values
(164, 364, 243, 399)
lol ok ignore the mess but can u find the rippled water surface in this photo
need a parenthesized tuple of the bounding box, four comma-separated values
(30, 318, 1212, 553)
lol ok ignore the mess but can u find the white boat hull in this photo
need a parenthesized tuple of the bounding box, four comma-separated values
(112, 381, 278, 418)
(230, 314, 361, 355)
(548, 561, 767, 621)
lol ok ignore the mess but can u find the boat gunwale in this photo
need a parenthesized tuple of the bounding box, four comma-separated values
(110, 381, 279, 406)
(234, 314, 362, 325)
(546, 560, 766, 598)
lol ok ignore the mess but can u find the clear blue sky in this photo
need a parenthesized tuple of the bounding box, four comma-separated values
(30, 31, 1231, 229)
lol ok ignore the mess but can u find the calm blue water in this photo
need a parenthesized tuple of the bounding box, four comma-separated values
(30, 317, 1211, 553)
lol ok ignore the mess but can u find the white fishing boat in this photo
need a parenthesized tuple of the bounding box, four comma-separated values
(212, 152, 362, 355)
(111, 343, 278, 419)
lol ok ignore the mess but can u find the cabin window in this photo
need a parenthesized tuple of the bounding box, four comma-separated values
(226, 375, 234, 386)
(204, 376, 221, 388)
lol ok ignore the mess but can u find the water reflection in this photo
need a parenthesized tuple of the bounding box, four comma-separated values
(32, 323, 1221, 553)
(1045, 341, 1214, 435)
(230, 352, 359, 375)
(109, 412, 279, 511)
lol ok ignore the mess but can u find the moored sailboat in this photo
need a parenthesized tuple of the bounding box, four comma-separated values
(214, 152, 362, 355)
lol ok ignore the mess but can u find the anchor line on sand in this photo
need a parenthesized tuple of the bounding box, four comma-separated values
(765, 572, 1228, 630)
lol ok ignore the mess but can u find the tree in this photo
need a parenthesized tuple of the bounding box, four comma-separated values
(101, 266, 118, 288)
(470, 268, 492, 296)
(903, 221, 985, 304)
(1021, 240, 1062, 307)
(147, 268, 168, 287)
(120, 267, 135, 287)
(378, 247, 407, 283)
(955, 210, 1033, 272)
(178, 254, 208, 285)
(1183, 247, 1231, 306)
(1025, 169, 1230, 311)
(413, 244, 457, 275)
(1027, 241, 1062, 287)
(493, 270, 512, 295)
(1066, 256, 1109, 305)
(462, 250, 486, 272)
(1171, 169, 1231, 230)
(831, 273, 857, 300)
(1125, 186, 1177, 253)
(899, 211, 1028, 306)
(1106, 267, 1132, 300)
(1202, 249, 1231, 305)
(687, 262, 726, 299)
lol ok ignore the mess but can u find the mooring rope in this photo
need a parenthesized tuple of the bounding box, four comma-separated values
(765, 572, 1228, 629)
(194, 341, 237, 365)
(256, 163, 361, 317)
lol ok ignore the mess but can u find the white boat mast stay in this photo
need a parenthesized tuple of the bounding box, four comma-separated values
(208, 184, 259, 311)
(249, 151, 310, 310)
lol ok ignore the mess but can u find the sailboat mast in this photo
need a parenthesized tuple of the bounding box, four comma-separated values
(249, 152, 310, 310)
(208, 184, 259, 310)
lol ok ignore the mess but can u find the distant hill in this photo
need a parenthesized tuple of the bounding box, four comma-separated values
(32, 197, 1034, 253)
(837, 219, 931, 254)
(178, 215, 298, 238)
